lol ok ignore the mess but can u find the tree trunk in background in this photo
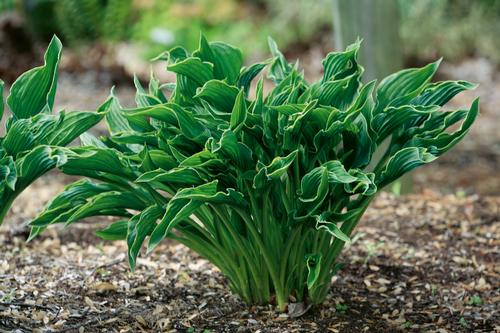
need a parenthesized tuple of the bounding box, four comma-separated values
(333, 0, 412, 194)
(333, 0, 403, 80)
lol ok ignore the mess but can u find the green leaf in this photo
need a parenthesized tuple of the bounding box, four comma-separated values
(323, 161, 358, 184)
(378, 147, 437, 188)
(321, 39, 360, 83)
(253, 150, 297, 188)
(230, 90, 247, 132)
(170, 105, 210, 142)
(271, 104, 307, 116)
(58, 147, 135, 179)
(128, 205, 165, 269)
(306, 253, 322, 290)
(342, 113, 374, 168)
(47, 111, 104, 146)
(30, 179, 118, 227)
(371, 104, 438, 144)
(148, 198, 201, 252)
(148, 181, 245, 251)
(299, 166, 329, 203)
(315, 218, 351, 243)
(2, 119, 36, 155)
(411, 80, 477, 106)
(0, 156, 17, 191)
(208, 42, 243, 85)
(267, 37, 292, 83)
(194, 36, 243, 85)
(297, 166, 329, 218)
(317, 73, 360, 109)
(66, 190, 145, 224)
(133, 72, 166, 107)
(136, 167, 206, 185)
(96, 219, 128, 240)
(195, 80, 239, 112)
(17, 146, 66, 188)
(168, 57, 214, 86)
(343, 170, 377, 196)
(238, 62, 268, 95)
(212, 130, 253, 169)
(7, 36, 62, 119)
(123, 104, 178, 126)
(134, 75, 160, 107)
(100, 89, 133, 134)
(210, 42, 243, 84)
(154, 46, 188, 63)
(376, 59, 441, 110)
(173, 181, 245, 205)
(408, 98, 480, 155)
(80, 132, 108, 148)
(146, 149, 178, 170)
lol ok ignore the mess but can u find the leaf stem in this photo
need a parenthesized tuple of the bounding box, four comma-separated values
(234, 207, 288, 311)
(0, 195, 15, 225)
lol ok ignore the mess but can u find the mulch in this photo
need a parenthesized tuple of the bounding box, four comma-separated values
(1, 190, 498, 332)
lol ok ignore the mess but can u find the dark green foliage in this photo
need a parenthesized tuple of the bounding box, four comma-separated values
(1, 36, 479, 311)
(0, 36, 103, 222)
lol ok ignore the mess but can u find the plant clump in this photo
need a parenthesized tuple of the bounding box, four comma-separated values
(0, 35, 478, 311)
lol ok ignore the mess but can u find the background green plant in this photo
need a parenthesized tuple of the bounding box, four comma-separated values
(399, 0, 500, 63)
(10, 36, 478, 311)
(19, 0, 133, 44)
(3, 0, 499, 64)
(131, 0, 332, 60)
(0, 0, 15, 12)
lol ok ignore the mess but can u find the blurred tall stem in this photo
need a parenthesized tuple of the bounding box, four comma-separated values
(332, 0, 413, 193)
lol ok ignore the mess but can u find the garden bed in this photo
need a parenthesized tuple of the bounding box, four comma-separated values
(1, 191, 498, 332)
(1, 40, 499, 333)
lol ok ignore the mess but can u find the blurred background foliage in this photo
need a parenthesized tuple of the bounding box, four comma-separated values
(130, 0, 332, 60)
(19, 0, 133, 43)
(399, 0, 500, 64)
(1, 0, 498, 64)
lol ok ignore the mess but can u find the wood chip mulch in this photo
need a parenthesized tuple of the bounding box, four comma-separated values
(0, 191, 499, 333)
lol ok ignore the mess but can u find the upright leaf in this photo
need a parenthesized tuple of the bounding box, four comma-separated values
(306, 254, 322, 290)
(376, 59, 441, 110)
(7, 36, 62, 119)
(195, 37, 243, 85)
(321, 39, 360, 83)
(253, 150, 297, 188)
(128, 205, 165, 269)
(230, 90, 247, 132)
(238, 62, 268, 95)
(100, 89, 133, 134)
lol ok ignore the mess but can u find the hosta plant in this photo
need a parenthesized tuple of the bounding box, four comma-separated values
(0, 36, 103, 223)
(8, 36, 479, 311)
